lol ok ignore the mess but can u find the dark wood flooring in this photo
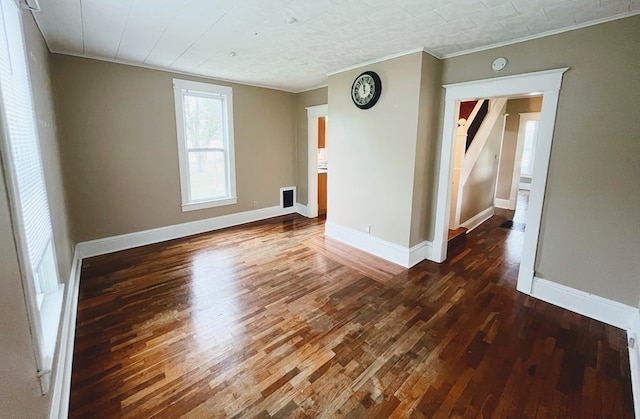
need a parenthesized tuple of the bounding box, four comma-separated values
(70, 203, 634, 418)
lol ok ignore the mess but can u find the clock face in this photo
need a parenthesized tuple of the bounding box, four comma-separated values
(351, 71, 382, 109)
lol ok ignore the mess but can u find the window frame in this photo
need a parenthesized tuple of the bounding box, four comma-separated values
(0, 0, 63, 393)
(173, 78, 237, 212)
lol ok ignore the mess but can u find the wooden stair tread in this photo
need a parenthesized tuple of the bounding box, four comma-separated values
(448, 227, 468, 241)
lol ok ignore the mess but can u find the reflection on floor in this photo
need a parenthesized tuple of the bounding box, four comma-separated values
(69, 198, 633, 417)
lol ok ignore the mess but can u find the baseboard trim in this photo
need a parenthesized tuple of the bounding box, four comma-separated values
(77, 206, 296, 258)
(460, 206, 494, 232)
(409, 240, 433, 267)
(296, 203, 310, 218)
(48, 247, 82, 419)
(530, 277, 640, 417)
(324, 221, 430, 268)
(530, 277, 637, 330)
(629, 311, 640, 419)
(494, 198, 516, 210)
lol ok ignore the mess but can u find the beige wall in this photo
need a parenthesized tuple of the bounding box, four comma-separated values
(0, 11, 75, 418)
(442, 15, 640, 305)
(495, 97, 542, 200)
(327, 52, 435, 247)
(294, 87, 328, 205)
(460, 102, 506, 222)
(409, 53, 443, 245)
(51, 55, 297, 242)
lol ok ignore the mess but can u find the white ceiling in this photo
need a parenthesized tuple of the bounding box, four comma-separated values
(32, 0, 639, 92)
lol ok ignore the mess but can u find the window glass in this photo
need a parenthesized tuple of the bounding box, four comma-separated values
(173, 79, 236, 211)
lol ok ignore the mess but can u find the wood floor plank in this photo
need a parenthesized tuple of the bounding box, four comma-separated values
(70, 209, 634, 418)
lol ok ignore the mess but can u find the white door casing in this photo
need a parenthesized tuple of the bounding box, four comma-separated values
(431, 68, 568, 295)
(306, 104, 328, 218)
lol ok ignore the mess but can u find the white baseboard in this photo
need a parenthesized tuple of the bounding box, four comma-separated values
(78, 205, 296, 258)
(530, 277, 640, 418)
(296, 203, 310, 218)
(629, 311, 640, 419)
(530, 277, 637, 330)
(409, 240, 432, 267)
(324, 221, 430, 268)
(494, 198, 516, 210)
(460, 206, 494, 232)
(48, 247, 82, 419)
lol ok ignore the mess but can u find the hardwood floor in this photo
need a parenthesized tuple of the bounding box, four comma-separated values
(70, 208, 634, 418)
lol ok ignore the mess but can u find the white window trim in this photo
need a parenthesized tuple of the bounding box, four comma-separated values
(517, 112, 541, 178)
(0, 0, 63, 393)
(173, 78, 237, 212)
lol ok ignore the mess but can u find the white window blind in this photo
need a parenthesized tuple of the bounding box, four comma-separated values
(0, 0, 61, 393)
(0, 0, 53, 279)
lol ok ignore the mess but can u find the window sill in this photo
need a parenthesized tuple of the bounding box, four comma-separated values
(182, 197, 237, 212)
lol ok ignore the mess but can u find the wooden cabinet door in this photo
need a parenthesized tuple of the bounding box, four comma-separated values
(318, 117, 326, 149)
(318, 173, 327, 215)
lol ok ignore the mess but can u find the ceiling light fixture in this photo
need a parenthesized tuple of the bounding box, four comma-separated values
(285, 17, 297, 24)
(229, 51, 236, 57)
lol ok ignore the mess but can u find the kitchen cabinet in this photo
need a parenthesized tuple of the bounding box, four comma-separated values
(318, 116, 326, 149)
(318, 172, 327, 215)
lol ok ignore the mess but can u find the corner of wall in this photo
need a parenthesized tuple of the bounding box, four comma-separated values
(628, 309, 640, 419)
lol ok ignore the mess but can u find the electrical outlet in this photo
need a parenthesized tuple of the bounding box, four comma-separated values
(253, 201, 258, 207)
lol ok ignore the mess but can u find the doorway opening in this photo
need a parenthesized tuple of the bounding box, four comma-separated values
(448, 95, 542, 254)
(431, 68, 568, 295)
(306, 104, 328, 218)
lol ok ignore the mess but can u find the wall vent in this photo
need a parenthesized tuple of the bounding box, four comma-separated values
(280, 186, 296, 209)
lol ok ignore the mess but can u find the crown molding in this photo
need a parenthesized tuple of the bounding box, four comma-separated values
(441, 10, 640, 59)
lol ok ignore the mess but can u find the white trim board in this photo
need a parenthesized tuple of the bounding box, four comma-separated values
(432, 67, 568, 299)
(325, 221, 431, 268)
(48, 247, 82, 419)
(306, 104, 328, 219)
(530, 277, 638, 330)
(460, 206, 494, 232)
(327, 47, 434, 76)
(629, 311, 640, 419)
(441, 10, 640, 59)
(296, 203, 310, 218)
(531, 277, 640, 418)
(494, 198, 515, 210)
(78, 205, 298, 258)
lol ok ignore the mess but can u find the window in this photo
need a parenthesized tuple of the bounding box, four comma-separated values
(173, 79, 237, 211)
(0, 0, 63, 393)
(520, 119, 539, 177)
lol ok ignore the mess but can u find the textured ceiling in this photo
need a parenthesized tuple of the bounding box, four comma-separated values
(33, 0, 639, 92)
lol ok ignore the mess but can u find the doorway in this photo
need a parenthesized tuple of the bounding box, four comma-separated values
(306, 104, 328, 218)
(431, 68, 568, 295)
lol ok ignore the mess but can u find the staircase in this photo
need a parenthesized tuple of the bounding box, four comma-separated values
(450, 97, 508, 230)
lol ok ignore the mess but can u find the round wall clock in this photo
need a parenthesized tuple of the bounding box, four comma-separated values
(351, 71, 382, 109)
